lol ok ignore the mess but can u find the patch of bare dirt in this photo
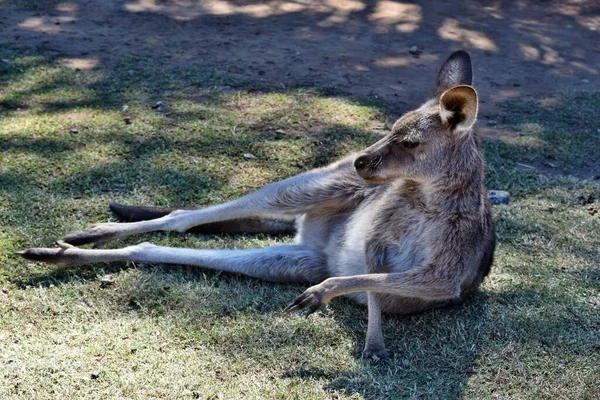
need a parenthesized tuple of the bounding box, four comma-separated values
(1, 0, 599, 132)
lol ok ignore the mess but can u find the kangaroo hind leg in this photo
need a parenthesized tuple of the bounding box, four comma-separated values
(19, 243, 328, 284)
(60, 163, 356, 247)
(109, 202, 297, 235)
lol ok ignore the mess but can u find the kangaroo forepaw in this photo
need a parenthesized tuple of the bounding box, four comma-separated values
(17, 247, 81, 265)
(284, 285, 329, 315)
(362, 347, 393, 362)
(62, 223, 120, 246)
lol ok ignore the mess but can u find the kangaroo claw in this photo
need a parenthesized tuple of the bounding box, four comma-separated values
(284, 285, 329, 315)
(362, 347, 394, 363)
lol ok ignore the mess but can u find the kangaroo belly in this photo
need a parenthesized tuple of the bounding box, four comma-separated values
(318, 199, 379, 306)
(294, 209, 352, 251)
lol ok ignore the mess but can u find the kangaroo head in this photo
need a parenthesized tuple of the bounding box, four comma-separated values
(354, 51, 480, 184)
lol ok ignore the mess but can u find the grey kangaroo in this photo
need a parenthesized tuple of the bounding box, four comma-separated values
(20, 51, 495, 360)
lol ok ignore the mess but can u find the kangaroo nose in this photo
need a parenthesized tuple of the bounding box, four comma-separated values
(354, 155, 369, 171)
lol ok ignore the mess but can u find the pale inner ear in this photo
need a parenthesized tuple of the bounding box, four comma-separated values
(439, 85, 478, 133)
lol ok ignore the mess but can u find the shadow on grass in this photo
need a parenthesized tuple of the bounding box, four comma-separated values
(109, 268, 598, 398)
(2, 0, 599, 113)
(20, 259, 597, 398)
(107, 266, 497, 398)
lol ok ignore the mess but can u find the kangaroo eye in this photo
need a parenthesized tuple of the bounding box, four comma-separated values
(402, 141, 419, 149)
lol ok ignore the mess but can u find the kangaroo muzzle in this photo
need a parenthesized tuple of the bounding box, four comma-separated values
(354, 153, 383, 181)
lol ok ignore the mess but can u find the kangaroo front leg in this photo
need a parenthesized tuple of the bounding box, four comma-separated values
(285, 272, 458, 313)
(284, 271, 459, 358)
(63, 159, 362, 246)
(362, 293, 390, 361)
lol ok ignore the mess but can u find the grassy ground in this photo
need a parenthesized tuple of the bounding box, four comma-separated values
(1, 44, 599, 399)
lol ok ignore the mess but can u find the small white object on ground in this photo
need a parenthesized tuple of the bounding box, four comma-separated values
(409, 46, 420, 55)
(488, 190, 510, 205)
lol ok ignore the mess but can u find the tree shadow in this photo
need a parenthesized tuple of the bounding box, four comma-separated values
(21, 260, 596, 398)
(2, 0, 599, 116)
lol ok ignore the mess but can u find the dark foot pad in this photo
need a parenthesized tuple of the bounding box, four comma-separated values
(18, 248, 80, 265)
(110, 202, 177, 222)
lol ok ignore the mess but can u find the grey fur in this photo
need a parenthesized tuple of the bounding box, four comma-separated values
(20, 51, 495, 360)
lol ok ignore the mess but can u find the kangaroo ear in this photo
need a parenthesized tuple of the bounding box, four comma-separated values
(435, 51, 473, 97)
(439, 85, 478, 133)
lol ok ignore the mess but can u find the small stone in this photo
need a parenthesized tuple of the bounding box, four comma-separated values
(90, 372, 100, 380)
(99, 275, 114, 285)
(122, 104, 129, 112)
(243, 153, 256, 160)
(1, 58, 11, 64)
(409, 46, 420, 56)
(123, 117, 132, 124)
(275, 129, 286, 135)
(402, 359, 410, 367)
(487, 120, 497, 126)
(152, 101, 163, 110)
(488, 190, 510, 205)
(543, 161, 556, 168)
(581, 79, 589, 83)
(70, 127, 79, 134)
(296, 160, 304, 168)
(1, 287, 8, 294)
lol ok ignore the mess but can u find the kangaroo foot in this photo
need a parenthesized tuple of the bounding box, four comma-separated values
(17, 247, 84, 265)
(62, 223, 123, 246)
(362, 347, 393, 362)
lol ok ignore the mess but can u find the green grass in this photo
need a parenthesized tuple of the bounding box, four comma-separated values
(1, 44, 599, 399)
